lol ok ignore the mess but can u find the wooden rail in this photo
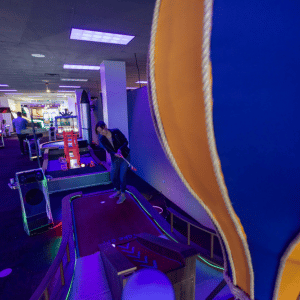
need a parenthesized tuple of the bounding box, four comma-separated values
(29, 192, 81, 300)
(167, 207, 218, 259)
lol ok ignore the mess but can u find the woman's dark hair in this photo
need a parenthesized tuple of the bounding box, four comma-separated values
(95, 121, 106, 134)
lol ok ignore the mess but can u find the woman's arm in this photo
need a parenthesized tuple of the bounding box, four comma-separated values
(115, 129, 128, 150)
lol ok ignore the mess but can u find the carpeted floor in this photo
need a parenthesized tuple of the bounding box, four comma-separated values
(72, 190, 161, 257)
(0, 135, 233, 300)
(0, 135, 62, 300)
(0, 135, 160, 300)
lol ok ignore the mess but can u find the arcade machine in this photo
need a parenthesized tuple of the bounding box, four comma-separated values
(8, 168, 53, 236)
(43, 105, 60, 130)
(23, 108, 44, 163)
(1, 120, 11, 137)
(48, 123, 56, 142)
(0, 129, 4, 147)
(0, 107, 13, 137)
(21, 104, 48, 160)
(55, 115, 78, 139)
(24, 134, 43, 161)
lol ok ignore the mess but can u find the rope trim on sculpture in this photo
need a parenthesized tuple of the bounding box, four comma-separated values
(202, 0, 254, 298)
(148, 0, 241, 297)
(272, 231, 300, 300)
(148, 0, 237, 290)
(217, 228, 251, 300)
(147, 55, 165, 148)
(224, 272, 253, 300)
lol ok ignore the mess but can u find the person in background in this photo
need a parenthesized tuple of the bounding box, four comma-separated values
(95, 121, 130, 204)
(1, 120, 6, 135)
(12, 112, 28, 155)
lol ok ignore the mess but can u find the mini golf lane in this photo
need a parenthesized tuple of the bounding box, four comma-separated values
(46, 154, 107, 178)
(71, 190, 162, 258)
(68, 188, 234, 300)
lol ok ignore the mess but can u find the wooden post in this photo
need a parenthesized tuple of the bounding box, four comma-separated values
(210, 234, 214, 259)
(170, 212, 173, 232)
(187, 223, 191, 245)
(66, 242, 71, 263)
(60, 261, 65, 286)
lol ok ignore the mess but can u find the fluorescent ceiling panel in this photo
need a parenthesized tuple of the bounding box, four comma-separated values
(59, 86, 81, 88)
(63, 64, 100, 70)
(31, 54, 45, 58)
(57, 90, 76, 93)
(70, 28, 134, 45)
(0, 84, 9, 87)
(5, 93, 22, 95)
(0, 89, 17, 92)
(61, 78, 88, 82)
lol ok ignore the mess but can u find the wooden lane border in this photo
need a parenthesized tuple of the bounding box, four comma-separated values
(126, 185, 223, 269)
(167, 207, 217, 258)
(29, 192, 82, 300)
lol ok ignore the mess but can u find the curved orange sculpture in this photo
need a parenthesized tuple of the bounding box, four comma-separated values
(148, 0, 254, 298)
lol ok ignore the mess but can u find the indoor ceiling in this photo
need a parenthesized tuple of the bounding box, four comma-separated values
(0, 0, 156, 101)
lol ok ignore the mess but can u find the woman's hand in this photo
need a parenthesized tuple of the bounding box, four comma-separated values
(115, 149, 123, 158)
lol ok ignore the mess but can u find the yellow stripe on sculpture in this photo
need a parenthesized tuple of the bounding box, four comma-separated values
(148, 0, 254, 298)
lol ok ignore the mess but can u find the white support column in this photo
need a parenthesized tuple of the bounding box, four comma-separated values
(67, 97, 76, 115)
(75, 89, 83, 138)
(100, 60, 128, 142)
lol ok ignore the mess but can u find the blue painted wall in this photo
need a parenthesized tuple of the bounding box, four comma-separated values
(211, 0, 300, 299)
(127, 87, 215, 231)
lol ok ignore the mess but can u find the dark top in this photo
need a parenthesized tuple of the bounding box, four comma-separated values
(99, 128, 130, 159)
(12, 117, 28, 134)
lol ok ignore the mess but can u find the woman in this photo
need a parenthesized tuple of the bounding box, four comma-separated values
(95, 121, 130, 204)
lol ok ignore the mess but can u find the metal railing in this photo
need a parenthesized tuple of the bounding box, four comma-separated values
(167, 207, 218, 259)
(29, 192, 81, 300)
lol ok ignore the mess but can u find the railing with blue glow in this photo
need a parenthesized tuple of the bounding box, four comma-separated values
(167, 207, 218, 260)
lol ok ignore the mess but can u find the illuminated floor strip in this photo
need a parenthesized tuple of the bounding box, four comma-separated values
(127, 190, 224, 271)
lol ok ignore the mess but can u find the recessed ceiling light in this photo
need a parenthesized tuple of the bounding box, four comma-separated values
(31, 54, 45, 58)
(63, 64, 100, 70)
(135, 81, 147, 84)
(59, 85, 81, 88)
(0, 84, 9, 87)
(70, 28, 134, 45)
(61, 78, 88, 82)
(0, 89, 17, 92)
